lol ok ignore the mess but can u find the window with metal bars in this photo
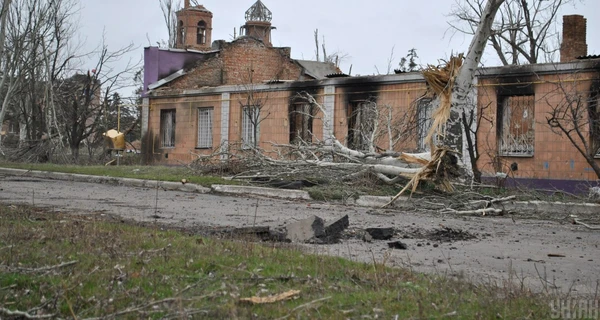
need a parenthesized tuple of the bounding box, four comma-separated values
(197, 107, 213, 149)
(416, 98, 434, 152)
(160, 109, 176, 148)
(241, 106, 259, 149)
(498, 95, 535, 156)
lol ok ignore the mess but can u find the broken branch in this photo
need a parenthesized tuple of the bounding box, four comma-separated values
(0, 307, 54, 319)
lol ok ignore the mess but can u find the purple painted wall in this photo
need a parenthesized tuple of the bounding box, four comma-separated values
(143, 47, 215, 96)
(482, 177, 600, 195)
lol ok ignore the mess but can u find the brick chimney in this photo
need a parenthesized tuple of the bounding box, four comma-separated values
(184, 0, 190, 8)
(560, 15, 588, 62)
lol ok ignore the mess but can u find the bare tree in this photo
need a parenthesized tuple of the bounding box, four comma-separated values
(546, 79, 600, 179)
(159, 0, 181, 48)
(313, 29, 348, 68)
(55, 38, 139, 161)
(448, 0, 580, 65)
(238, 67, 270, 150)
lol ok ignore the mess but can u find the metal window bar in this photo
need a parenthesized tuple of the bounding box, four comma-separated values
(500, 95, 535, 156)
(197, 108, 213, 148)
(242, 106, 259, 149)
(417, 99, 434, 152)
(160, 110, 176, 148)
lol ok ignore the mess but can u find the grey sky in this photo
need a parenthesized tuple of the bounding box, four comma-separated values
(78, 0, 599, 96)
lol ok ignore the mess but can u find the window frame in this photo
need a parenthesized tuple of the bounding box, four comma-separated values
(497, 94, 536, 157)
(241, 106, 260, 149)
(178, 20, 185, 44)
(160, 109, 176, 148)
(347, 100, 377, 152)
(416, 98, 434, 152)
(196, 107, 213, 149)
(197, 20, 206, 45)
(289, 102, 314, 144)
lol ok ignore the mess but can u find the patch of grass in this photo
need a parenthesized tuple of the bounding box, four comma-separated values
(0, 162, 241, 188)
(0, 204, 553, 319)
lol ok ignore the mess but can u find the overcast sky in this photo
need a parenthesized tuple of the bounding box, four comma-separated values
(77, 0, 599, 97)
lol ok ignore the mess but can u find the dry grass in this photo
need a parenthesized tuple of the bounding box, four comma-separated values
(0, 204, 554, 319)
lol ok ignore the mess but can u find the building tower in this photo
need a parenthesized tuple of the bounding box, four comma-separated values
(175, 0, 213, 50)
(241, 0, 275, 46)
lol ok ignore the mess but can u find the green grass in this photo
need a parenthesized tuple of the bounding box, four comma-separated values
(0, 204, 553, 319)
(0, 162, 240, 188)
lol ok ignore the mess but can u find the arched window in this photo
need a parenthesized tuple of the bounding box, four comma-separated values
(178, 20, 185, 44)
(197, 21, 206, 44)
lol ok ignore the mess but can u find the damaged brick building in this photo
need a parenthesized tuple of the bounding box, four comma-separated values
(141, 1, 600, 192)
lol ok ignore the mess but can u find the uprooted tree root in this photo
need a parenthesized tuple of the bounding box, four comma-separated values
(384, 146, 463, 207)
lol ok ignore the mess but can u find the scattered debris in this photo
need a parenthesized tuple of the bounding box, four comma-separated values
(589, 187, 600, 201)
(387, 241, 408, 250)
(285, 216, 325, 243)
(323, 215, 349, 242)
(425, 226, 477, 242)
(240, 290, 300, 304)
(571, 216, 600, 230)
(365, 227, 395, 240)
(285, 215, 349, 244)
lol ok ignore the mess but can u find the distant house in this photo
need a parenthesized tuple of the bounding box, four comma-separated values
(141, 1, 600, 192)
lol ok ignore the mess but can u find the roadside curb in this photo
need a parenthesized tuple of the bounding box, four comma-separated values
(212, 184, 311, 200)
(1, 167, 599, 214)
(0, 168, 212, 194)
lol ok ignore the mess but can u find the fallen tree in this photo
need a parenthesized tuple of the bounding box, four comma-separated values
(187, 0, 506, 202)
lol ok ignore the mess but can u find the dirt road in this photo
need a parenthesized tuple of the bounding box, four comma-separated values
(1, 175, 598, 295)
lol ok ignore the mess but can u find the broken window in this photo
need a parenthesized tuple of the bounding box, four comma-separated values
(589, 93, 600, 157)
(347, 100, 377, 152)
(498, 95, 535, 156)
(160, 109, 176, 148)
(241, 106, 260, 149)
(416, 98, 434, 152)
(197, 21, 206, 44)
(289, 102, 314, 144)
(178, 20, 185, 44)
(197, 107, 213, 149)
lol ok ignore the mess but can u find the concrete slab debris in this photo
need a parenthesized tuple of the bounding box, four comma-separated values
(285, 215, 325, 243)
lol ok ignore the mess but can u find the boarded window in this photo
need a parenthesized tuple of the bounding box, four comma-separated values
(416, 98, 434, 152)
(499, 95, 535, 156)
(197, 107, 213, 148)
(347, 101, 376, 152)
(242, 106, 259, 149)
(160, 109, 176, 148)
(197, 21, 206, 44)
(289, 103, 314, 144)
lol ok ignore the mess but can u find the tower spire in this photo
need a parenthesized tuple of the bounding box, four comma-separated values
(242, 1, 274, 46)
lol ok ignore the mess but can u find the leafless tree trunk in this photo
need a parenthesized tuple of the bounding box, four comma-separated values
(160, 0, 181, 48)
(238, 67, 270, 150)
(448, 0, 579, 65)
